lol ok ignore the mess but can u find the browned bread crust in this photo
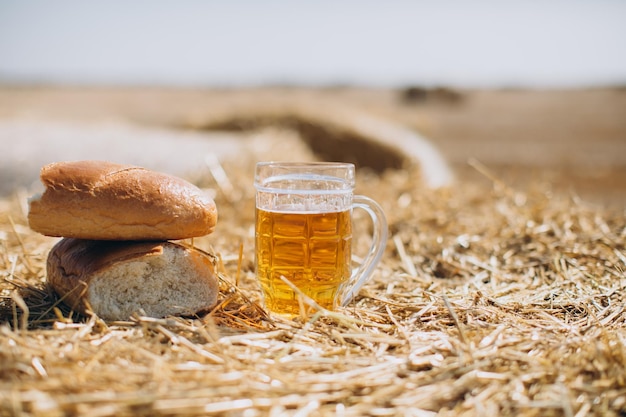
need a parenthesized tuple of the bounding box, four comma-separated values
(28, 160, 217, 240)
(47, 238, 219, 320)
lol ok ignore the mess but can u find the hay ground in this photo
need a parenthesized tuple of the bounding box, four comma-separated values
(1, 87, 625, 416)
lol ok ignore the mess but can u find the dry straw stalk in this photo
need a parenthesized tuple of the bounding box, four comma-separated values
(1, 152, 625, 417)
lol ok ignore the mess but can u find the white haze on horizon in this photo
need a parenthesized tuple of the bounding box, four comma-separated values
(0, 0, 625, 88)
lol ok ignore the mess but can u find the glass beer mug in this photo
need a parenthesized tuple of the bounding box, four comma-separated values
(254, 162, 388, 317)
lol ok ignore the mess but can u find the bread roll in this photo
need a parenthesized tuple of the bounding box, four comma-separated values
(47, 239, 219, 320)
(28, 160, 217, 240)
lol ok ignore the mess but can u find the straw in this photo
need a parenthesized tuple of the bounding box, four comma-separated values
(1, 145, 625, 417)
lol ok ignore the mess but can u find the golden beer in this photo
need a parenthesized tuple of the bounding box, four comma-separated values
(255, 206, 352, 317)
(254, 162, 387, 317)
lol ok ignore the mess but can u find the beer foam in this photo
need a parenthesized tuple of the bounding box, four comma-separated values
(263, 202, 349, 214)
(257, 196, 351, 213)
(255, 174, 352, 194)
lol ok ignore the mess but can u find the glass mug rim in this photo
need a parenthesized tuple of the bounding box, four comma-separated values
(254, 161, 355, 195)
(256, 161, 355, 170)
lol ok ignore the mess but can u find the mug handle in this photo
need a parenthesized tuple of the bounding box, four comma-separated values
(340, 195, 388, 307)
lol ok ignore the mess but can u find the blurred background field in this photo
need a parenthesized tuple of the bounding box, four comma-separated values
(1, 85, 625, 207)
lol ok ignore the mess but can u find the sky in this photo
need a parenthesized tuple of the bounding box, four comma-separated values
(0, 0, 625, 88)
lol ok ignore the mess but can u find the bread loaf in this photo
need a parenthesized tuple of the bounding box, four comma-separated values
(47, 239, 219, 320)
(28, 160, 217, 240)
